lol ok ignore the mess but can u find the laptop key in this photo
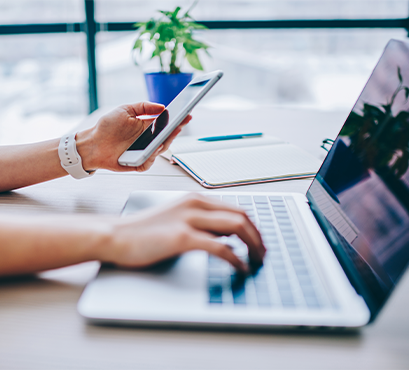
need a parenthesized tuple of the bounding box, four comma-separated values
(253, 196, 268, 204)
(279, 225, 294, 231)
(272, 205, 286, 210)
(291, 258, 307, 267)
(279, 291, 295, 307)
(270, 262, 286, 271)
(261, 229, 276, 236)
(276, 214, 290, 219)
(258, 214, 273, 221)
(256, 293, 271, 307)
(274, 269, 289, 280)
(206, 195, 221, 201)
(269, 196, 283, 201)
(273, 209, 288, 214)
(301, 284, 317, 297)
(255, 203, 270, 210)
(208, 278, 224, 304)
(298, 275, 313, 287)
(231, 274, 246, 304)
(222, 195, 237, 205)
(305, 295, 321, 308)
(264, 238, 280, 246)
(265, 243, 280, 252)
(238, 196, 252, 205)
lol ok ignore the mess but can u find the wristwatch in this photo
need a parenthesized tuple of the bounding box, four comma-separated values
(58, 133, 95, 179)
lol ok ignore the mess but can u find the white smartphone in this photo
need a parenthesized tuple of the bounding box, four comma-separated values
(118, 70, 223, 167)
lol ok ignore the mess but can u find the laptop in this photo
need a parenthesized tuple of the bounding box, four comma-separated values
(78, 39, 409, 330)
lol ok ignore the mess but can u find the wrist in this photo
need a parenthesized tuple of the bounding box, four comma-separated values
(84, 217, 115, 262)
(75, 129, 98, 172)
(89, 218, 119, 263)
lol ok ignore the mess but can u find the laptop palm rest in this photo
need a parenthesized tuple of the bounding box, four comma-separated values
(78, 250, 208, 322)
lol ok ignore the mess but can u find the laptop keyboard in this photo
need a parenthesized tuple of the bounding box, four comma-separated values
(207, 195, 326, 309)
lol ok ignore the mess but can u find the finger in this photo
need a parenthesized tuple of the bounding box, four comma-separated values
(135, 145, 163, 172)
(113, 144, 163, 173)
(160, 127, 182, 153)
(181, 194, 265, 259)
(128, 101, 165, 117)
(188, 210, 265, 263)
(180, 114, 192, 125)
(184, 232, 248, 272)
(158, 115, 191, 152)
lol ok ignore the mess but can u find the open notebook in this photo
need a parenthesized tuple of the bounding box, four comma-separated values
(161, 135, 322, 188)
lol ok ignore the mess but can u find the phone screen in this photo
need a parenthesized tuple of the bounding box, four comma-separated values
(127, 79, 210, 151)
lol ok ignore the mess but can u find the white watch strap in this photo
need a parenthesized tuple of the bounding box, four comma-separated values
(58, 133, 95, 180)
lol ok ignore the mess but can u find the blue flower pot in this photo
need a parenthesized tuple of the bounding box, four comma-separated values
(144, 72, 193, 106)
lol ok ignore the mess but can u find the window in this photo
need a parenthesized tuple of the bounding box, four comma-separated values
(0, 0, 84, 24)
(0, 0, 408, 144)
(0, 33, 87, 145)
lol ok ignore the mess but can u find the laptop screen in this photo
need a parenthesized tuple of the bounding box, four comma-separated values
(307, 39, 409, 312)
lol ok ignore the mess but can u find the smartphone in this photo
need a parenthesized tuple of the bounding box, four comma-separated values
(118, 70, 223, 167)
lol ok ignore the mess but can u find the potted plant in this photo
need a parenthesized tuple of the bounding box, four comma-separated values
(132, 4, 210, 106)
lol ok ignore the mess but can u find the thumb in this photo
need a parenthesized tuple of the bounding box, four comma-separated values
(128, 101, 165, 117)
(136, 116, 156, 133)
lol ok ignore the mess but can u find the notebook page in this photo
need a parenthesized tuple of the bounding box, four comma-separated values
(166, 136, 285, 155)
(175, 144, 321, 185)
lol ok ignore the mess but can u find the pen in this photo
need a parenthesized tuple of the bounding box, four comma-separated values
(198, 133, 263, 142)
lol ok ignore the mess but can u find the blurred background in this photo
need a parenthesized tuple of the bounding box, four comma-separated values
(0, 0, 407, 144)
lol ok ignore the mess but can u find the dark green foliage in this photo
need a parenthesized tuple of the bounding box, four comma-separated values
(132, 4, 209, 74)
(340, 67, 409, 177)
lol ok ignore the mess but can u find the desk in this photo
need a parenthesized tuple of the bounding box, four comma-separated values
(1, 106, 408, 370)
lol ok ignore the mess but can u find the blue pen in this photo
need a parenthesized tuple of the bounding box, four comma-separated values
(198, 133, 263, 142)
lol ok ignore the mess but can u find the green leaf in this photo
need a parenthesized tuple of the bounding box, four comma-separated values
(133, 22, 144, 29)
(339, 111, 364, 136)
(132, 38, 143, 50)
(395, 110, 409, 123)
(184, 38, 209, 50)
(146, 19, 156, 31)
(185, 21, 208, 30)
(186, 50, 203, 70)
(158, 10, 173, 17)
(405, 87, 409, 100)
(398, 66, 403, 83)
(172, 7, 181, 19)
(363, 103, 386, 120)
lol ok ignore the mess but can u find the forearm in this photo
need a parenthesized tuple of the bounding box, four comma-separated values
(0, 129, 96, 193)
(0, 139, 67, 192)
(0, 214, 112, 277)
(0, 102, 183, 192)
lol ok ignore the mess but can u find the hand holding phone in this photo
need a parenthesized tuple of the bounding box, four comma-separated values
(118, 70, 223, 167)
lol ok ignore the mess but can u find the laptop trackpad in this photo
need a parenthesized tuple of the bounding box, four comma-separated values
(78, 251, 208, 320)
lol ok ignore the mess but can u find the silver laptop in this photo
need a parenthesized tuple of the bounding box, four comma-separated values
(78, 39, 409, 330)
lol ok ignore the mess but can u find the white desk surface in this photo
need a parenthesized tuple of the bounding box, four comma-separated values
(1, 106, 408, 370)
